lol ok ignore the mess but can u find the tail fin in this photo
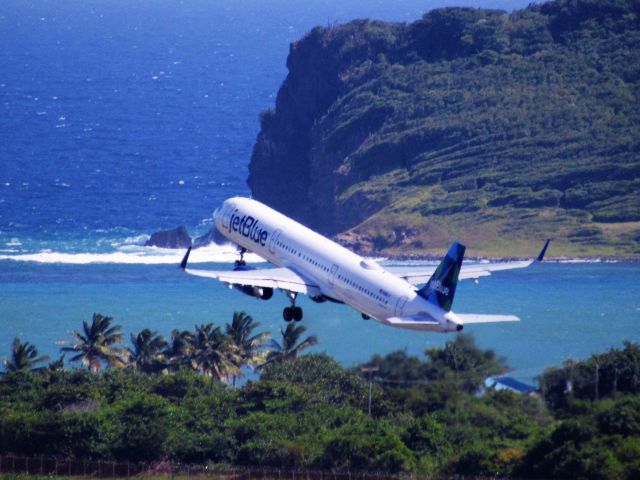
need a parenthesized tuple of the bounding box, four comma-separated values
(417, 241, 465, 312)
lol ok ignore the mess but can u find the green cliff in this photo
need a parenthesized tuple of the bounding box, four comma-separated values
(248, 0, 640, 258)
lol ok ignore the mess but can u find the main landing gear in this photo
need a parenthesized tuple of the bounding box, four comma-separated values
(234, 247, 247, 268)
(283, 291, 303, 322)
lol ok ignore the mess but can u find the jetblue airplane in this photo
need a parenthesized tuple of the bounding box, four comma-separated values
(180, 197, 549, 332)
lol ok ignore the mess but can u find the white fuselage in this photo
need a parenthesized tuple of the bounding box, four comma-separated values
(213, 197, 461, 332)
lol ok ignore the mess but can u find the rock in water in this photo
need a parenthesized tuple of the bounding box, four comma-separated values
(193, 226, 229, 248)
(247, 2, 640, 258)
(146, 226, 192, 249)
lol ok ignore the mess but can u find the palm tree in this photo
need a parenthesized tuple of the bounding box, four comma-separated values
(2, 338, 49, 372)
(190, 323, 241, 381)
(61, 313, 128, 372)
(129, 329, 168, 374)
(225, 312, 270, 383)
(265, 323, 318, 365)
(48, 355, 65, 372)
(164, 329, 194, 372)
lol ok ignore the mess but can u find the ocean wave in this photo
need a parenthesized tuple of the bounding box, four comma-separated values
(0, 244, 265, 265)
(118, 234, 150, 246)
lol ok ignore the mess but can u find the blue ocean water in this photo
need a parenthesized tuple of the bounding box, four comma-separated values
(1, 0, 530, 254)
(2, 0, 638, 382)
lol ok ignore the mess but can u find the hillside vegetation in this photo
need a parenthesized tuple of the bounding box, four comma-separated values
(249, 0, 640, 258)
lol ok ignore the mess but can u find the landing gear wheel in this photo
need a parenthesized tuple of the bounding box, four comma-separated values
(362, 313, 370, 320)
(293, 307, 303, 322)
(283, 307, 293, 322)
(234, 247, 247, 267)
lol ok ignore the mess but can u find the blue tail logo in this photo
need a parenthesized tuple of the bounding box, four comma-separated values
(417, 241, 465, 312)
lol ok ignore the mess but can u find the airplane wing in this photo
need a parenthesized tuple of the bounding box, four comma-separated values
(385, 265, 493, 284)
(385, 239, 550, 286)
(180, 248, 321, 296)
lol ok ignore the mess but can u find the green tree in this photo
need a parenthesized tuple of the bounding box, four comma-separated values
(265, 324, 318, 365)
(104, 392, 170, 462)
(129, 328, 168, 374)
(190, 323, 241, 381)
(164, 329, 194, 372)
(539, 342, 640, 410)
(61, 313, 128, 372)
(361, 350, 429, 382)
(2, 338, 49, 372)
(262, 354, 375, 411)
(225, 311, 270, 384)
(47, 355, 65, 372)
(424, 334, 505, 393)
(318, 412, 416, 472)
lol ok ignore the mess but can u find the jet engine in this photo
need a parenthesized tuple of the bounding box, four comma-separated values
(233, 284, 273, 300)
(310, 294, 344, 304)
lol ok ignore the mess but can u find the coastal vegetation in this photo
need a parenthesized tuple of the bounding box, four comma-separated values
(249, 0, 640, 258)
(1, 312, 639, 478)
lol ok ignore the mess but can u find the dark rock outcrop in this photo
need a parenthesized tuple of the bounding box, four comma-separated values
(193, 226, 229, 248)
(146, 226, 192, 249)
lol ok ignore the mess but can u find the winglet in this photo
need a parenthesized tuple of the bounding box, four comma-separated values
(536, 239, 551, 262)
(180, 247, 192, 270)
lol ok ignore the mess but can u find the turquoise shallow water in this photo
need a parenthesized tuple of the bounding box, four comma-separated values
(1, 260, 639, 383)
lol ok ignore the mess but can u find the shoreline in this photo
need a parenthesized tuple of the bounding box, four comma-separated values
(380, 254, 640, 263)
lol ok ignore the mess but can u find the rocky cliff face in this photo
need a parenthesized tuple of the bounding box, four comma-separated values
(248, 0, 640, 257)
(248, 21, 401, 234)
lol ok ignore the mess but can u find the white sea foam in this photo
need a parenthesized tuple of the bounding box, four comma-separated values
(119, 234, 150, 246)
(0, 243, 265, 265)
(557, 258, 611, 264)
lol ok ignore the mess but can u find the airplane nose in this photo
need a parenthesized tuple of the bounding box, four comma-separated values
(213, 204, 224, 224)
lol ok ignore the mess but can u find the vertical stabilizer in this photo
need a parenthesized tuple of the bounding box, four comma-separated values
(417, 241, 465, 311)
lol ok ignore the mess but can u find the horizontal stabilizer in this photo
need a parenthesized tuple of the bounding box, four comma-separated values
(387, 316, 440, 326)
(385, 316, 443, 332)
(457, 314, 520, 324)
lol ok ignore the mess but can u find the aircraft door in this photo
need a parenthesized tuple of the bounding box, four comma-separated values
(221, 204, 233, 230)
(328, 264, 339, 286)
(268, 229, 282, 255)
(394, 296, 408, 317)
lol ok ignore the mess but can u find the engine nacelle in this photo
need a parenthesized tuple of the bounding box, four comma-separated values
(233, 284, 273, 300)
(310, 294, 344, 304)
(258, 286, 274, 300)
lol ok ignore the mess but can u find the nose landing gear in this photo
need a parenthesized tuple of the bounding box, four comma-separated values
(283, 292, 303, 322)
